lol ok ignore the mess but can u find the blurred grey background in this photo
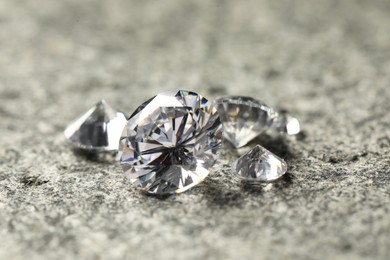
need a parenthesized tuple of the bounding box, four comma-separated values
(0, 0, 389, 259)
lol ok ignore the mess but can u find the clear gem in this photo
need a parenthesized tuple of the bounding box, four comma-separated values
(233, 145, 287, 181)
(64, 100, 127, 152)
(119, 90, 222, 195)
(216, 96, 276, 148)
(216, 96, 300, 148)
(270, 112, 301, 135)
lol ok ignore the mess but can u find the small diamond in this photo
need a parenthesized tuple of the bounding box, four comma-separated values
(119, 90, 222, 195)
(233, 145, 287, 181)
(270, 112, 301, 135)
(216, 96, 300, 148)
(64, 100, 127, 152)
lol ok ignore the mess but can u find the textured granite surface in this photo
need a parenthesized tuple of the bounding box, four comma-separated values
(1, 0, 389, 259)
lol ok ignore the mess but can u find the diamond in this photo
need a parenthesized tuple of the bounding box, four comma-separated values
(233, 145, 287, 181)
(270, 112, 301, 135)
(216, 96, 300, 148)
(64, 100, 127, 152)
(119, 90, 222, 195)
(216, 96, 276, 148)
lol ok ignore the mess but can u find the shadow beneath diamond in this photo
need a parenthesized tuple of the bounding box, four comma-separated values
(239, 172, 294, 193)
(202, 178, 247, 208)
(200, 133, 298, 208)
(238, 182, 264, 195)
(241, 172, 293, 189)
(295, 130, 307, 141)
(72, 148, 118, 164)
(144, 193, 173, 201)
(280, 171, 294, 185)
(202, 169, 295, 208)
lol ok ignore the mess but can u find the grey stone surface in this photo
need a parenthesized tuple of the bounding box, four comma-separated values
(0, 0, 389, 259)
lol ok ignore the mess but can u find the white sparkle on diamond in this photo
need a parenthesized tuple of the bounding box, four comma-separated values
(119, 90, 222, 195)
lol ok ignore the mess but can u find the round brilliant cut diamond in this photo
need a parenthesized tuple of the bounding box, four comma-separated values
(119, 90, 222, 194)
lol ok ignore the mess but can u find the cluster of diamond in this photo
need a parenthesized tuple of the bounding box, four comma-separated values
(215, 96, 296, 182)
(65, 91, 300, 194)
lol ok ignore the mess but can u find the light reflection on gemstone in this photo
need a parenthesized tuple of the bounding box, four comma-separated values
(216, 96, 300, 148)
(64, 100, 127, 152)
(270, 112, 301, 135)
(119, 90, 222, 195)
(233, 145, 287, 181)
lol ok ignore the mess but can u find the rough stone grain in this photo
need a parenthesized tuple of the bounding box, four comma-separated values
(0, 0, 389, 259)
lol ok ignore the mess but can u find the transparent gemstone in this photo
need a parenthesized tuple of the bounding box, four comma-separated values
(233, 145, 287, 181)
(119, 90, 222, 195)
(270, 112, 301, 135)
(64, 100, 127, 152)
(216, 96, 300, 148)
(216, 96, 276, 148)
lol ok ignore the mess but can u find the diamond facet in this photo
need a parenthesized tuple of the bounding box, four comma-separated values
(64, 100, 127, 152)
(233, 145, 287, 181)
(119, 90, 222, 195)
(216, 96, 300, 148)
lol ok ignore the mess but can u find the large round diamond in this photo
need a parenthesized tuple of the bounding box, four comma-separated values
(119, 90, 222, 194)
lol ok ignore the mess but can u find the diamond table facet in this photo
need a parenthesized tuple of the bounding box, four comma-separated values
(119, 90, 222, 195)
(64, 100, 127, 152)
(233, 145, 287, 181)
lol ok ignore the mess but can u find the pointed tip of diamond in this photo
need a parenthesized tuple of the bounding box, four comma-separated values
(97, 99, 107, 105)
(64, 100, 127, 152)
(233, 145, 287, 182)
(95, 99, 108, 111)
(94, 99, 119, 118)
(95, 99, 114, 111)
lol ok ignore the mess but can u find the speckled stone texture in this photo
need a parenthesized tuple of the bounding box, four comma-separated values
(0, 0, 389, 259)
